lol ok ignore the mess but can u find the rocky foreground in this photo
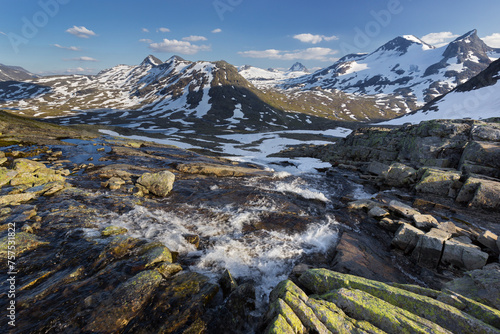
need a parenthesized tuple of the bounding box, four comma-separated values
(0, 112, 499, 333)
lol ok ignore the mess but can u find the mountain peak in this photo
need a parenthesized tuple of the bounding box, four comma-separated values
(289, 62, 308, 72)
(376, 35, 433, 54)
(141, 55, 163, 67)
(454, 29, 478, 42)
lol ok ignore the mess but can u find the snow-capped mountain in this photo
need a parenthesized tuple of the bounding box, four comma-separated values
(289, 62, 308, 72)
(0, 56, 333, 132)
(382, 58, 500, 124)
(0, 63, 37, 81)
(238, 63, 309, 89)
(284, 29, 499, 107)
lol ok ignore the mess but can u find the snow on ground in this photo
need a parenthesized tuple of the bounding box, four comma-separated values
(381, 81, 500, 125)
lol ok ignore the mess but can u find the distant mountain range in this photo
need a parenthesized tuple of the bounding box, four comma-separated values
(0, 63, 37, 81)
(0, 29, 498, 131)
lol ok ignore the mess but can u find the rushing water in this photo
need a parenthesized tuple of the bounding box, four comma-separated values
(96, 127, 361, 310)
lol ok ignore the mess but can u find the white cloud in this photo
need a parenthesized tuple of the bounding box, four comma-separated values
(66, 26, 96, 39)
(0, 31, 6, 36)
(212, 28, 222, 34)
(182, 35, 207, 42)
(293, 33, 339, 44)
(65, 56, 98, 62)
(420, 32, 459, 47)
(482, 33, 500, 48)
(238, 47, 338, 62)
(157, 27, 170, 33)
(139, 38, 153, 44)
(149, 39, 211, 55)
(53, 44, 81, 51)
(142, 28, 149, 33)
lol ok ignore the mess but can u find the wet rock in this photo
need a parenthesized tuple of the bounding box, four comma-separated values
(225, 283, 256, 330)
(156, 262, 182, 278)
(101, 225, 128, 237)
(183, 233, 200, 248)
(0, 232, 49, 259)
(126, 272, 219, 333)
(411, 228, 452, 269)
(135, 170, 175, 197)
(415, 168, 461, 197)
(84, 270, 164, 333)
(391, 223, 425, 254)
(219, 269, 238, 298)
(176, 162, 271, 177)
(442, 238, 489, 270)
(136, 241, 174, 268)
(388, 200, 420, 218)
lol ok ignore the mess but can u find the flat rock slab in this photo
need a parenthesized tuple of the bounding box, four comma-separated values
(176, 162, 272, 177)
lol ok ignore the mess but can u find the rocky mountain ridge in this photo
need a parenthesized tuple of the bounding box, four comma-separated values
(282, 30, 499, 109)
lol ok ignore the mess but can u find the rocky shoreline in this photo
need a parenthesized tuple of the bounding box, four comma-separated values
(0, 112, 499, 333)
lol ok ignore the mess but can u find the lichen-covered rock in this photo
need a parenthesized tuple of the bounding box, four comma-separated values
(10, 158, 66, 187)
(347, 199, 377, 211)
(384, 162, 417, 187)
(0, 167, 18, 187)
(298, 269, 500, 334)
(0, 232, 49, 259)
(101, 225, 128, 237)
(0, 192, 38, 206)
(83, 270, 164, 333)
(135, 170, 175, 197)
(415, 168, 461, 197)
(445, 266, 500, 310)
(323, 287, 451, 334)
(176, 162, 271, 177)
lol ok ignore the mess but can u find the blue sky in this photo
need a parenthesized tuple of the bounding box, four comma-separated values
(1, 0, 500, 75)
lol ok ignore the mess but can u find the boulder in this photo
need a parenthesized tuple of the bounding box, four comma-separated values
(468, 178, 500, 211)
(175, 162, 271, 177)
(445, 265, 500, 310)
(299, 269, 500, 334)
(378, 217, 401, 232)
(460, 141, 500, 178)
(0, 167, 18, 187)
(10, 158, 66, 187)
(346, 199, 377, 210)
(84, 270, 164, 333)
(219, 269, 238, 298)
(0, 192, 38, 206)
(136, 170, 175, 197)
(411, 228, 452, 269)
(365, 161, 390, 176)
(442, 238, 489, 271)
(391, 223, 425, 254)
(384, 163, 417, 187)
(415, 168, 461, 197)
(478, 230, 499, 254)
(412, 214, 439, 230)
(368, 206, 389, 218)
(388, 200, 420, 218)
